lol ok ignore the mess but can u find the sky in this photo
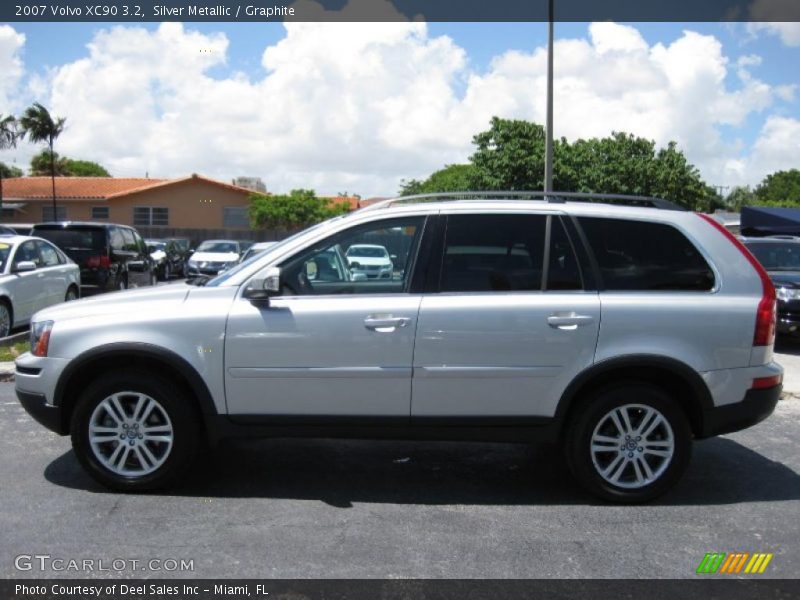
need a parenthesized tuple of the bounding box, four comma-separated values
(1, 19, 799, 198)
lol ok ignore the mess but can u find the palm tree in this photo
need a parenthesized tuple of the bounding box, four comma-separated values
(0, 114, 20, 223)
(19, 103, 66, 219)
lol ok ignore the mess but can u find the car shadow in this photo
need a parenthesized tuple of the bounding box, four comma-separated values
(775, 337, 800, 356)
(44, 436, 800, 506)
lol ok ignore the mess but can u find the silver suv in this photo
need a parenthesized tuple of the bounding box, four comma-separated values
(15, 193, 783, 502)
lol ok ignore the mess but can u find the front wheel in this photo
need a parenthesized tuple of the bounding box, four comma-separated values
(565, 384, 692, 503)
(70, 369, 200, 491)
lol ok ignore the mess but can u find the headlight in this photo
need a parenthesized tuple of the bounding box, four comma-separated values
(30, 321, 54, 357)
(777, 287, 800, 302)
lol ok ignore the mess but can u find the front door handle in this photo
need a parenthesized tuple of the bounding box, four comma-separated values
(364, 315, 410, 332)
(547, 313, 595, 330)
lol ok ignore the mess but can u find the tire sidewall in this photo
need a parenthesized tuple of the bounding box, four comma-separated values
(70, 370, 199, 492)
(566, 383, 692, 503)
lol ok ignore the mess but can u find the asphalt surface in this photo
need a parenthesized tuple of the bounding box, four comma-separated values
(1, 383, 799, 579)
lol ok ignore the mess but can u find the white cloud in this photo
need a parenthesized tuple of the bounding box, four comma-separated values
(727, 116, 800, 184)
(0, 25, 25, 112)
(2, 21, 797, 195)
(747, 22, 800, 46)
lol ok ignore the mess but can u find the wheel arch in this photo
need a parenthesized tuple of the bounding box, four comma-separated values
(53, 343, 218, 434)
(555, 355, 714, 438)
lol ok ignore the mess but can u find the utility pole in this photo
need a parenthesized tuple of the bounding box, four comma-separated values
(544, 0, 554, 195)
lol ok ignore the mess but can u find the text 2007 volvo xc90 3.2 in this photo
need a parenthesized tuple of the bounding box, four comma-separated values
(16, 192, 783, 502)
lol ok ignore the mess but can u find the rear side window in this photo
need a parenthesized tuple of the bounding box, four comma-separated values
(578, 217, 715, 291)
(441, 214, 547, 292)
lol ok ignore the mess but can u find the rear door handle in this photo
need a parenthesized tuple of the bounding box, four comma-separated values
(364, 316, 410, 332)
(547, 313, 595, 330)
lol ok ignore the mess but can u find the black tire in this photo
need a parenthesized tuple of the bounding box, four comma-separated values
(0, 299, 12, 338)
(564, 383, 692, 503)
(70, 369, 201, 492)
(65, 285, 79, 302)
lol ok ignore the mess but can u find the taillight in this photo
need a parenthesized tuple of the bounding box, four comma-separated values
(86, 255, 111, 268)
(696, 213, 776, 347)
(752, 374, 782, 389)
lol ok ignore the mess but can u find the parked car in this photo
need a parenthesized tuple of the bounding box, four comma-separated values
(345, 243, 393, 279)
(0, 225, 18, 236)
(240, 241, 278, 263)
(146, 239, 185, 280)
(185, 240, 241, 277)
(743, 236, 800, 336)
(5, 224, 34, 236)
(32, 222, 156, 292)
(0, 235, 80, 337)
(238, 240, 255, 256)
(16, 193, 782, 502)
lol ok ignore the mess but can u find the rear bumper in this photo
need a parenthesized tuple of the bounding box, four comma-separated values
(17, 389, 67, 435)
(700, 384, 781, 438)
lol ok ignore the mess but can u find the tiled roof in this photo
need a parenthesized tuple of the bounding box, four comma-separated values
(2, 174, 255, 200)
(2, 177, 167, 199)
(326, 195, 362, 210)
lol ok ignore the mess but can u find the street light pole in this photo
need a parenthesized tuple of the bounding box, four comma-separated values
(544, 0, 554, 195)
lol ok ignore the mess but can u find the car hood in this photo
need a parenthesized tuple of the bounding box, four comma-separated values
(189, 252, 239, 263)
(33, 284, 192, 323)
(767, 271, 800, 288)
(150, 250, 166, 261)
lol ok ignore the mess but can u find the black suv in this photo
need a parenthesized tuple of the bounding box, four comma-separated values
(32, 222, 156, 291)
(146, 239, 186, 280)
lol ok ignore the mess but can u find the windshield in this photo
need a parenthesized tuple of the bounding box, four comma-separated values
(746, 242, 800, 271)
(148, 243, 165, 252)
(196, 241, 238, 254)
(203, 215, 347, 287)
(0, 242, 11, 271)
(347, 246, 387, 258)
(34, 228, 106, 251)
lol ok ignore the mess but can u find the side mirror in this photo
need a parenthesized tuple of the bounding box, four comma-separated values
(14, 261, 37, 273)
(243, 267, 281, 305)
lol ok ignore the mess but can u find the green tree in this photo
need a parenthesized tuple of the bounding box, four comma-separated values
(0, 163, 23, 178)
(470, 117, 547, 190)
(725, 186, 755, 211)
(249, 189, 350, 230)
(754, 169, 800, 206)
(30, 150, 69, 176)
(0, 114, 21, 221)
(63, 158, 110, 177)
(19, 103, 66, 217)
(399, 164, 478, 196)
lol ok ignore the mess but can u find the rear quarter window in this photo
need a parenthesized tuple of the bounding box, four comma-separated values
(577, 217, 714, 291)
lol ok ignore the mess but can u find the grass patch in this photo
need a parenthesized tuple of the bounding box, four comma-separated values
(0, 340, 30, 362)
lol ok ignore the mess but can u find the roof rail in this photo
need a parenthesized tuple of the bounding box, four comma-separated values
(359, 191, 687, 212)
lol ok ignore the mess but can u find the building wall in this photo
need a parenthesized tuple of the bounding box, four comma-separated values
(5, 179, 253, 229)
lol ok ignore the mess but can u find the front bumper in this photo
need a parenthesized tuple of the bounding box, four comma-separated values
(17, 389, 67, 435)
(700, 384, 781, 438)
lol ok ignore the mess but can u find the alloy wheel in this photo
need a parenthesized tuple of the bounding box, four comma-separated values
(589, 403, 675, 489)
(88, 392, 174, 477)
(0, 304, 9, 337)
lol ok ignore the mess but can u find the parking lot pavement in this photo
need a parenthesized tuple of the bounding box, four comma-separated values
(1, 384, 799, 579)
(775, 340, 800, 395)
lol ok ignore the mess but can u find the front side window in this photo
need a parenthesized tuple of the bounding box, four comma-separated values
(279, 217, 425, 295)
(14, 240, 40, 267)
(578, 217, 715, 291)
(441, 214, 547, 292)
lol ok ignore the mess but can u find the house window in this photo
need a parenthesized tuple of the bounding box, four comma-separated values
(223, 207, 249, 228)
(134, 207, 169, 226)
(42, 206, 67, 221)
(92, 206, 109, 219)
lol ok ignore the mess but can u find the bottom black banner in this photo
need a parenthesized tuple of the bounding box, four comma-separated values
(2, 579, 799, 600)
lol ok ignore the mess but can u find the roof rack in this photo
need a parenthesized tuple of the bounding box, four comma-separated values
(360, 191, 687, 212)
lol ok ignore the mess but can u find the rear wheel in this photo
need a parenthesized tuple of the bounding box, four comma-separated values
(565, 383, 692, 503)
(70, 369, 200, 491)
(0, 301, 11, 337)
(65, 286, 79, 302)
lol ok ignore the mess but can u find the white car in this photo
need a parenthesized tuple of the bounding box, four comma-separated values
(240, 241, 278, 263)
(185, 240, 241, 277)
(0, 235, 80, 337)
(345, 244, 393, 279)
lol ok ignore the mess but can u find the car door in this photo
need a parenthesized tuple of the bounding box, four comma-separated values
(120, 228, 150, 287)
(9, 240, 47, 320)
(35, 240, 72, 307)
(224, 215, 428, 418)
(411, 212, 601, 419)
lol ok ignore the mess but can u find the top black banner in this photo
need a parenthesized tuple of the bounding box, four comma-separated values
(2, 0, 800, 23)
